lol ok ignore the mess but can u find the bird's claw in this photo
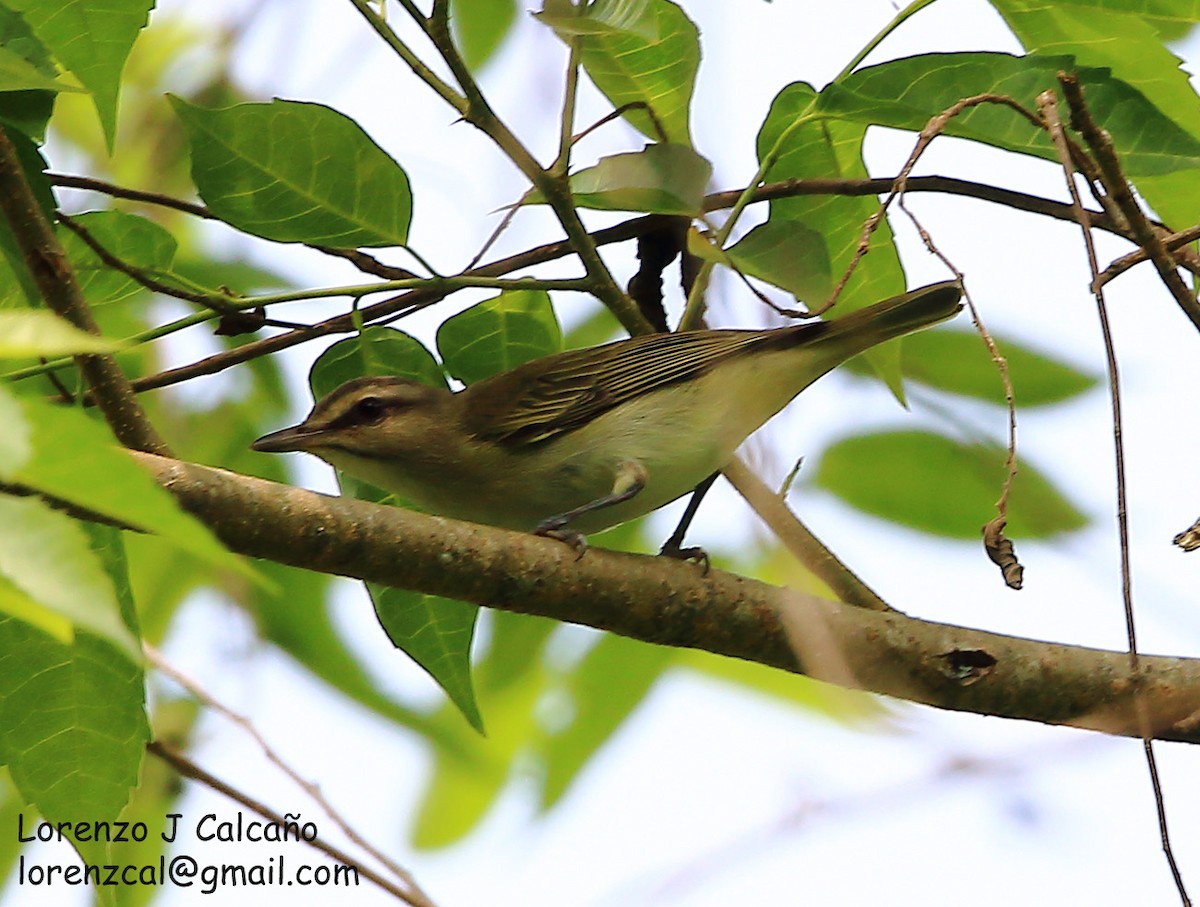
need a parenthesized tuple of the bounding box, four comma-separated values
(659, 542, 710, 574)
(535, 524, 589, 559)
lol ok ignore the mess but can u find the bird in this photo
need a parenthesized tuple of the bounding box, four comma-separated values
(252, 280, 962, 553)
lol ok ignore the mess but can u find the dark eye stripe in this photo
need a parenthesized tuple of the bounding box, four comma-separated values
(325, 396, 392, 431)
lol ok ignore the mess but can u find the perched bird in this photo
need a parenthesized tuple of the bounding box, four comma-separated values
(253, 281, 962, 551)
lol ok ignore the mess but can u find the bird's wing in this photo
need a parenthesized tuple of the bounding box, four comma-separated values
(464, 326, 815, 445)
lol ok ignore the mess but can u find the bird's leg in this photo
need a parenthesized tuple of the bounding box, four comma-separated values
(534, 460, 648, 558)
(659, 471, 717, 571)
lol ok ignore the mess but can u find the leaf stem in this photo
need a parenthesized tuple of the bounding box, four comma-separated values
(552, 4, 587, 175)
(679, 109, 818, 330)
(347, 0, 467, 114)
(2, 276, 595, 383)
(835, 0, 941, 83)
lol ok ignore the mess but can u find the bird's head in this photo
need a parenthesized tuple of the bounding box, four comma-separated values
(251, 376, 453, 463)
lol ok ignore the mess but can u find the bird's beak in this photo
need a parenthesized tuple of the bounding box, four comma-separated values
(251, 423, 325, 453)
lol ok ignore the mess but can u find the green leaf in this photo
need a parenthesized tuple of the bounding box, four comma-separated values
(814, 430, 1087, 539)
(0, 386, 29, 474)
(844, 327, 1099, 406)
(0, 618, 147, 848)
(248, 560, 459, 746)
(820, 52, 1200, 177)
(451, 0, 518, 70)
(170, 97, 413, 248)
(0, 496, 138, 657)
(723, 218, 831, 301)
(1071, 0, 1200, 22)
(310, 326, 446, 394)
(0, 519, 146, 857)
(0, 5, 56, 140)
(3, 387, 248, 579)
(560, 143, 712, 215)
(58, 211, 178, 307)
(0, 309, 124, 357)
(368, 585, 483, 733)
(172, 255, 290, 297)
(4, 0, 153, 150)
(539, 633, 671, 809)
(436, 289, 562, 384)
(412, 612, 555, 848)
(990, 1, 1200, 141)
(986, 2, 1200, 227)
(308, 330, 485, 731)
(0, 770, 39, 892)
(0, 571, 71, 644)
(83, 522, 139, 636)
(0, 45, 86, 93)
(108, 698, 197, 907)
(739, 81, 907, 394)
(537, 0, 699, 145)
(1132, 170, 1200, 234)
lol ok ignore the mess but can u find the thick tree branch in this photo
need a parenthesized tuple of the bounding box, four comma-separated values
(0, 126, 170, 455)
(131, 451, 1200, 745)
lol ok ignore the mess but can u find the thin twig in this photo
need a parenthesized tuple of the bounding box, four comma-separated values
(552, 5, 586, 176)
(144, 644, 433, 902)
(49, 172, 420, 281)
(352, 0, 646, 334)
(1040, 86, 1191, 907)
(58, 214, 304, 330)
(570, 101, 670, 148)
(897, 197, 1022, 589)
(6, 275, 594, 388)
(55, 167, 1197, 281)
(146, 740, 436, 907)
(49, 172, 215, 219)
(54, 169, 1139, 253)
(25, 173, 1187, 397)
(1099, 223, 1200, 287)
(825, 93, 1042, 316)
(464, 203, 521, 271)
(1059, 74, 1200, 333)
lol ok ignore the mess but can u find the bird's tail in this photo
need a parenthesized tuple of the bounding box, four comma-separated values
(809, 280, 964, 359)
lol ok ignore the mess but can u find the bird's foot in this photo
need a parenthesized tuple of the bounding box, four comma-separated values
(535, 520, 589, 559)
(658, 540, 710, 574)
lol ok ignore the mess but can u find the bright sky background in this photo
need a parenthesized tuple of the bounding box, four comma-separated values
(7, 1, 1200, 905)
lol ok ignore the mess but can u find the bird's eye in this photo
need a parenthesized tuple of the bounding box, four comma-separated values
(353, 396, 385, 422)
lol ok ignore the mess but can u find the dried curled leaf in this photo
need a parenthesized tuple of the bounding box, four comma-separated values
(1174, 516, 1200, 552)
(983, 516, 1024, 590)
(214, 306, 267, 336)
(627, 216, 687, 332)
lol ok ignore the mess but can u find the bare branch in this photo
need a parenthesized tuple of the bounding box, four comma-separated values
(147, 741, 437, 906)
(1041, 85, 1191, 907)
(131, 450, 1200, 745)
(1060, 73, 1200, 334)
(145, 645, 434, 904)
(0, 126, 170, 455)
(31, 171, 1195, 398)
